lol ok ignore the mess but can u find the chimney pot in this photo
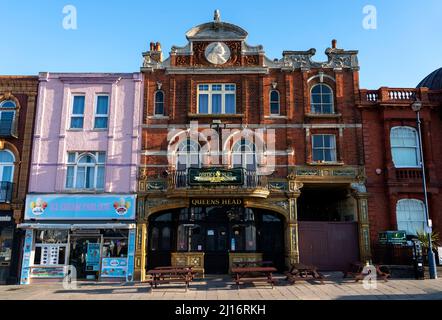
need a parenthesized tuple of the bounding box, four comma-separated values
(332, 39, 337, 49)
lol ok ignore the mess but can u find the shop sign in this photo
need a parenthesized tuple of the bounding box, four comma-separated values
(0, 215, 11, 222)
(379, 231, 407, 244)
(188, 168, 243, 186)
(190, 198, 243, 207)
(30, 267, 65, 278)
(20, 230, 34, 285)
(25, 194, 136, 220)
(86, 243, 101, 272)
(101, 258, 128, 278)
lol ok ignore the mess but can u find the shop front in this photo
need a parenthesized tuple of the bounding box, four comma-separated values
(147, 198, 285, 275)
(18, 194, 136, 285)
(0, 211, 18, 284)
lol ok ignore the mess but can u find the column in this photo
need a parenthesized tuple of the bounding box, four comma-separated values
(353, 189, 372, 262)
(134, 197, 147, 282)
(285, 178, 303, 268)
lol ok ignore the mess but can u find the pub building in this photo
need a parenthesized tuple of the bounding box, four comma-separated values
(18, 72, 142, 284)
(134, 11, 371, 280)
(0, 76, 38, 284)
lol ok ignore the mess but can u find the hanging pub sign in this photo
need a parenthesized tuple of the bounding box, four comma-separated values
(378, 231, 407, 245)
(188, 168, 243, 186)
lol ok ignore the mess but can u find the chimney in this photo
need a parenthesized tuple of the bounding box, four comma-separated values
(332, 39, 337, 49)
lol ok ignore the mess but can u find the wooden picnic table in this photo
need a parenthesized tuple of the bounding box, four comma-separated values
(285, 263, 325, 285)
(146, 268, 194, 291)
(343, 262, 391, 282)
(231, 266, 277, 289)
(233, 261, 274, 268)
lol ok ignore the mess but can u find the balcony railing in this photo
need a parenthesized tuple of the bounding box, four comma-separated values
(360, 88, 421, 105)
(168, 169, 269, 190)
(0, 119, 18, 138)
(394, 168, 424, 181)
(0, 182, 14, 203)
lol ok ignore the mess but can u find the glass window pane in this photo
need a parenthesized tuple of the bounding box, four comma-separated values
(70, 117, 83, 129)
(94, 117, 108, 129)
(96, 96, 109, 115)
(0, 151, 14, 163)
(0, 101, 16, 109)
(79, 155, 95, 164)
(97, 152, 106, 163)
(225, 84, 235, 91)
(67, 153, 76, 163)
(312, 136, 324, 148)
(212, 85, 222, 91)
(96, 166, 105, 189)
(75, 167, 85, 188)
(313, 149, 323, 161)
(198, 85, 209, 91)
(225, 94, 235, 114)
(86, 167, 95, 188)
(72, 96, 85, 115)
(66, 166, 74, 188)
(1, 166, 12, 182)
(271, 102, 280, 115)
(212, 94, 222, 114)
(155, 102, 164, 115)
(155, 91, 164, 103)
(198, 94, 209, 114)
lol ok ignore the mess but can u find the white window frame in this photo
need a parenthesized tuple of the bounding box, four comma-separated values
(154, 90, 165, 116)
(396, 199, 426, 235)
(310, 84, 334, 114)
(0, 149, 15, 182)
(312, 134, 337, 163)
(65, 151, 106, 190)
(390, 126, 421, 168)
(270, 90, 280, 115)
(176, 140, 201, 170)
(33, 243, 68, 267)
(0, 100, 17, 134)
(197, 84, 236, 114)
(232, 139, 257, 170)
(93, 94, 110, 129)
(69, 94, 86, 130)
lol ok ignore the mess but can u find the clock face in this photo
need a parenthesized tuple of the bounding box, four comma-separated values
(205, 42, 231, 65)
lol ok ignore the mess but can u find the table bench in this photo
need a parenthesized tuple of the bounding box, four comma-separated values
(231, 266, 277, 289)
(146, 268, 194, 291)
(285, 263, 325, 285)
(343, 262, 391, 282)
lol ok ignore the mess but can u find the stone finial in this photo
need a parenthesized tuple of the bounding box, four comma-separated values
(214, 9, 221, 23)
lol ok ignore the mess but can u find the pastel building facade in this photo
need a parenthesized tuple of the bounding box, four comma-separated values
(19, 73, 143, 284)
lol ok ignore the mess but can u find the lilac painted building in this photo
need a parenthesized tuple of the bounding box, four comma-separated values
(19, 73, 143, 284)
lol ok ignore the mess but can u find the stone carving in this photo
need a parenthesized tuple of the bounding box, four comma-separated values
(281, 48, 359, 71)
(244, 55, 259, 66)
(176, 55, 191, 66)
(269, 182, 288, 191)
(351, 182, 367, 193)
(205, 42, 231, 65)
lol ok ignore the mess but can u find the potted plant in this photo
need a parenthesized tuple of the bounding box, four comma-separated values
(416, 231, 440, 264)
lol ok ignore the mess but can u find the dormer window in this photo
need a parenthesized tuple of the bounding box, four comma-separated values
(198, 84, 236, 114)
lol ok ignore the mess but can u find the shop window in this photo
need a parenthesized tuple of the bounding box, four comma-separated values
(177, 224, 204, 252)
(270, 90, 280, 115)
(311, 84, 334, 114)
(312, 134, 337, 163)
(34, 230, 69, 266)
(0, 100, 17, 136)
(70, 95, 85, 129)
(396, 199, 426, 236)
(176, 139, 201, 171)
(390, 127, 421, 168)
(94, 95, 109, 129)
(0, 226, 13, 264)
(154, 91, 165, 116)
(102, 238, 128, 258)
(66, 151, 106, 190)
(197, 84, 236, 114)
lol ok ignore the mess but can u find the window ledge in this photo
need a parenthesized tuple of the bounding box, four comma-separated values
(148, 116, 170, 120)
(188, 113, 244, 119)
(305, 113, 342, 119)
(63, 189, 105, 194)
(66, 129, 84, 132)
(264, 115, 288, 119)
(307, 162, 345, 166)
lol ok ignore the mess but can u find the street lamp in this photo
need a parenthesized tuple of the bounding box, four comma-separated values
(411, 99, 438, 279)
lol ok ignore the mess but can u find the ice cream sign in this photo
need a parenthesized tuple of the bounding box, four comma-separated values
(25, 195, 136, 220)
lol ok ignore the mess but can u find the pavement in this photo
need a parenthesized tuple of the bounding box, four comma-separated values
(1, 272, 442, 300)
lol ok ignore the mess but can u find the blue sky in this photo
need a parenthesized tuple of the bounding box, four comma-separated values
(2, 0, 441, 88)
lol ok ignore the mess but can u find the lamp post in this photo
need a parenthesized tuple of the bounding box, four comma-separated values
(411, 99, 438, 279)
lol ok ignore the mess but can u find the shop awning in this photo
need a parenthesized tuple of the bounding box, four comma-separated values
(17, 223, 136, 230)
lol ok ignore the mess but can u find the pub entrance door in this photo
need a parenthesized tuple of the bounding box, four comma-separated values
(204, 207, 229, 274)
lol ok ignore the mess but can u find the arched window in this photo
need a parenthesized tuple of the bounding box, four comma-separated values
(0, 150, 15, 182)
(154, 91, 165, 116)
(232, 139, 257, 171)
(396, 199, 426, 235)
(390, 127, 420, 168)
(311, 84, 334, 114)
(66, 152, 105, 190)
(0, 100, 17, 136)
(176, 139, 201, 170)
(270, 90, 280, 115)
